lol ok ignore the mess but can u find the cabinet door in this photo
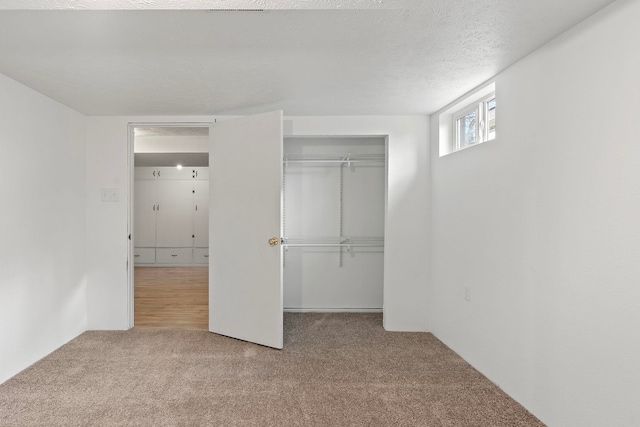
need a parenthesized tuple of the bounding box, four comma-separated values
(193, 180, 209, 248)
(133, 247, 155, 264)
(192, 167, 209, 181)
(156, 248, 193, 264)
(134, 180, 157, 247)
(157, 167, 192, 180)
(193, 248, 209, 264)
(134, 167, 158, 180)
(155, 180, 194, 247)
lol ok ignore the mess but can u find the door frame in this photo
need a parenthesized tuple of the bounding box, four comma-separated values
(126, 121, 214, 329)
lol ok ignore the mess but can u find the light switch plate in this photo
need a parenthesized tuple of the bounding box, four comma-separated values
(101, 188, 119, 202)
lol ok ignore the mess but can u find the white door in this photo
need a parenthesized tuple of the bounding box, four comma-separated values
(209, 111, 283, 349)
(155, 180, 194, 247)
(193, 180, 209, 248)
(134, 179, 157, 247)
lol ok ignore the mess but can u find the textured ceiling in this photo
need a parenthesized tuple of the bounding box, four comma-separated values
(0, 1, 616, 116)
(0, 0, 430, 10)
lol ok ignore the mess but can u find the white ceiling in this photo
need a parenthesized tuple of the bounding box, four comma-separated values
(0, 0, 615, 116)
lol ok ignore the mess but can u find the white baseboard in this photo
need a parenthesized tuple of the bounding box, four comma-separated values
(134, 264, 207, 267)
(284, 308, 382, 313)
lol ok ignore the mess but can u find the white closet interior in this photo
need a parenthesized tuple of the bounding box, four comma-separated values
(283, 136, 386, 311)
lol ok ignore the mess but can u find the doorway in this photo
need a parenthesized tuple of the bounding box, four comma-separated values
(129, 124, 210, 329)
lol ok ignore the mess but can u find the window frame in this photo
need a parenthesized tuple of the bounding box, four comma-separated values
(452, 92, 496, 152)
(453, 103, 481, 151)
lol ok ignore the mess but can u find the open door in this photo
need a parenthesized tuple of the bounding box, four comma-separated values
(209, 111, 283, 349)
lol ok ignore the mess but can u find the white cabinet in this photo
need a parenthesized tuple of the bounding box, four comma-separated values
(134, 167, 209, 265)
(193, 180, 209, 248)
(156, 248, 193, 264)
(133, 248, 155, 264)
(157, 166, 192, 180)
(193, 167, 209, 180)
(156, 180, 194, 248)
(194, 248, 209, 264)
(134, 180, 157, 247)
(135, 167, 160, 180)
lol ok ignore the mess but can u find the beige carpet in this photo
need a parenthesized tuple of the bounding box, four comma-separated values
(0, 313, 544, 426)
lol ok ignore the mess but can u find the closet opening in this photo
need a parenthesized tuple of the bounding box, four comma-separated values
(129, 124, 210, 329)
(283, 136, 386, 313)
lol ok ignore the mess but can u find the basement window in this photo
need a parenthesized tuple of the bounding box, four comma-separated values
(453, 94, 496, 151)
(438, 82, 496, 156)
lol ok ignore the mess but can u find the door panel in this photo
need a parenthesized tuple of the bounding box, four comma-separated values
(193, 180, 209, 248)
(193, 167, 209, 180)
(209, 111, 283, 349)
(134, 179, 157, 247)
(155, 180, 194, 248)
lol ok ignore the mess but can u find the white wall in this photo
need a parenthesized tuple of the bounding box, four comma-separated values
(429, 1, 640, 426)
(0, 73, 87, 384)
(85, 115, 430, 331)
(134, 135, 209, 153)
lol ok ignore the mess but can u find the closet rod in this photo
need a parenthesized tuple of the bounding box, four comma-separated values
(283, 153, 385, 165)
(283, 243, 383, 248)
(283, 159, 383, 164)
(283, 236, 384, 242)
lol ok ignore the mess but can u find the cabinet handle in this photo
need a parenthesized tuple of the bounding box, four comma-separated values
(153, 205, 156, 211)
(153, 170, 155, 177)
(171, 254, 178, 257)
(134, 254, 140, 257)
(204, 255, 209, 258)
(157, 205, 160, 211)
(195, 205, 198, 211)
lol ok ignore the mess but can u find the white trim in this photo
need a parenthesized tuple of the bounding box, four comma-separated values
(452, 102, 480, 151)
(133, 264, 207, 267)
(127, 121, 214, 327)
(284, 308, 383, 313)
(126, 124, 135, 329)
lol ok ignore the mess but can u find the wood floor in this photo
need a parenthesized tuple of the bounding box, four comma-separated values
(134, 267, 208, 330)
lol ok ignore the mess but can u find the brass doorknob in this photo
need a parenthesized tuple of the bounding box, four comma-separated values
(268, 237, 281, 246)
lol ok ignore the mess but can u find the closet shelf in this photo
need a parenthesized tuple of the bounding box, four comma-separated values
(283, 236, 384, 248)
(284, 153, 384, 166)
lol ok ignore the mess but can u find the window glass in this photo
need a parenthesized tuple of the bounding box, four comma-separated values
(439, 82, 495, 156)
(486, 97, 496, 140)
(457, 110, 477, 150)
